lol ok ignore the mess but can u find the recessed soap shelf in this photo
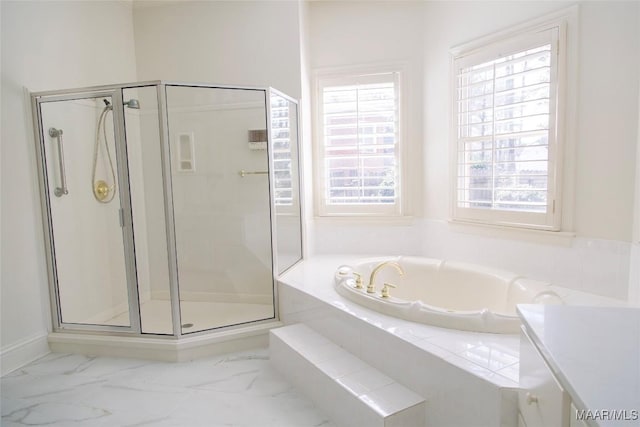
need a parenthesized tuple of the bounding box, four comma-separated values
(177, 132, 195, 172)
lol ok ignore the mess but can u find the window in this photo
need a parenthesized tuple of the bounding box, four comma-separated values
(270, 94, 294, 207)
(452, 22, 565, 230)
(315, 69, 403, 216)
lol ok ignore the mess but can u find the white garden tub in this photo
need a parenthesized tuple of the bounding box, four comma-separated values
(334, 256, 563, 334)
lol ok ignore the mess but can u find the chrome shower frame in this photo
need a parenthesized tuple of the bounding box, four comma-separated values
(31, 81, 303, 341)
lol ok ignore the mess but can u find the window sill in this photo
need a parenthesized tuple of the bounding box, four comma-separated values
(447, 219, 575, 247)
(313, 215, 416, 226)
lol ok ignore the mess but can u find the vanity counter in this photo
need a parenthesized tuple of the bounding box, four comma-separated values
(517, 304, 640, 426)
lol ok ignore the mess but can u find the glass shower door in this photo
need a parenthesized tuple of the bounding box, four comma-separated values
(165, 85, 275, 334)
(38, 94, 137, 330)
(269, 90, 303, 273)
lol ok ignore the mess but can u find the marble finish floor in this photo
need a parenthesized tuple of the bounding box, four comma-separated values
(1, 348, 335, 427)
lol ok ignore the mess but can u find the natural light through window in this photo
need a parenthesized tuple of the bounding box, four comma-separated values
(452, 25, 564, 230)
(316, 70, 402, 216)
(271, 95, 293, 206)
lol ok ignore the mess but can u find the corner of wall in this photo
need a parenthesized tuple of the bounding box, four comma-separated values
(1, 0, 139, 370)
(628, 42, 640, 304)
(0, 333, 50, 376)
(298, 0, 315, 258)
(629, 244, 640, 305)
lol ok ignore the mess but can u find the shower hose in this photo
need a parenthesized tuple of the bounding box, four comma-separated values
(92, 104, 117, 203)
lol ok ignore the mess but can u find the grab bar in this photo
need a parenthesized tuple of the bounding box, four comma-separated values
(49, 127, 68, 197)
(239, 170, 268, 177)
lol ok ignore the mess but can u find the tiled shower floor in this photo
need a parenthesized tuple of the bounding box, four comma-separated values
(1, 348, 335, 427)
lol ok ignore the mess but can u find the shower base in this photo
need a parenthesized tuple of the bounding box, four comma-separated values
(105, 299, 274, 335)
(47, 299, 280, 362)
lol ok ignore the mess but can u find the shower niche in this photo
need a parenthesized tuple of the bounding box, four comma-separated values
(31, 82, 302, 356)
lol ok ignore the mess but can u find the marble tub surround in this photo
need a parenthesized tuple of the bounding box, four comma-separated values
(280, 256, 627, 382)
(1, 348, 335, 427)
(419, 220, 633, 301)
(278, 256, 632, 426)
(271, 324, 426, 427)
(313, 220, 634, 301)
(279, 256, 520, 426)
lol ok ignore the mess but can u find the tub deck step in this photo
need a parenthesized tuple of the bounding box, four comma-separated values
(270, 324, 425, 427)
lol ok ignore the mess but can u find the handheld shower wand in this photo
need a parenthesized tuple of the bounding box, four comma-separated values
(92, 100, 117, 203)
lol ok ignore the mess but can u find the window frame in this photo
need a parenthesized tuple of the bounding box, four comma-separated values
(313, 64, 406, 217)
(450, 15, 569, 232)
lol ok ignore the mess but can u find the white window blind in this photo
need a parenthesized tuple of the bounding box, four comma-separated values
(453, 26, 562, 230)
(270, 95, 293, 206)
(316, 71, 401, 216)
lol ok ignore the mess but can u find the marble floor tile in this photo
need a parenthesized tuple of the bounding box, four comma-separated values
(1, 348, 335, 427)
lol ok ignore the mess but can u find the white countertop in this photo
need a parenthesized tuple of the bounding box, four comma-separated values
(517, 304, 640, 427)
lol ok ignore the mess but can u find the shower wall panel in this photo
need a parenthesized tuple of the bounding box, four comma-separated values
(168, 93, 272, 304)
(124, 86, 173, 334)
(123, 105, 151, 302)
(270, 93, 303, 273)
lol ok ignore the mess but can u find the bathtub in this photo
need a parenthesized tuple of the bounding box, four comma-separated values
(334, 256, 563, 334)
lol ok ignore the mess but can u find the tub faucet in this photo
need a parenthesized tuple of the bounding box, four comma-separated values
(368, 261, 404, 293)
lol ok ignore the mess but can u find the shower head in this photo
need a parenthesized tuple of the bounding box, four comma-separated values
(124, 99, 140, 109)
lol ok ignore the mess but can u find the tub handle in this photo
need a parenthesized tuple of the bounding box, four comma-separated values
(352, 272, 363, 289)
(381, 283, 396, 298)
(525, 392, 538, 405)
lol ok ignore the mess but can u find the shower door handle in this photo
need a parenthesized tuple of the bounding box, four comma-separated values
(49, 127, 68, 197)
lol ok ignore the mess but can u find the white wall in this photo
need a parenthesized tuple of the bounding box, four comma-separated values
(131, 0, 308, 297)
(629, 43, 640, 303)
(2, 0, 639, 375)
(1, 0, 306, 369)
(299, 0, 316, 257)
(422, 1, 573, 227)
(133, 0, 303, 99)
(0, 0, 137, 373)
(574, 2, 639, 240)
(422, 1, 639, 240)
(306, 1, 640, 300)
(307, 0, 426, 255)
(419, 1, 639, 299)
(166, 89, 273, 302)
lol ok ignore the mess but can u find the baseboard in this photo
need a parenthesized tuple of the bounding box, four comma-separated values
(1, 333, 50, 376)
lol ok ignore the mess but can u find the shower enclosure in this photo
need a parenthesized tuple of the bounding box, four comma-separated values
(31, 81, 303, 340)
